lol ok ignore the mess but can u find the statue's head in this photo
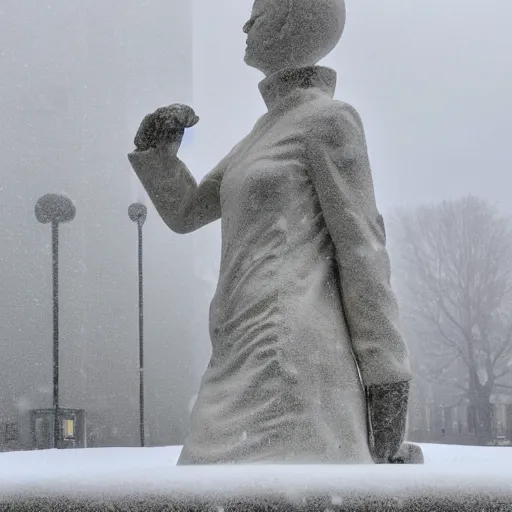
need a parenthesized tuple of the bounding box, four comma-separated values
(243, 0, 346, 76)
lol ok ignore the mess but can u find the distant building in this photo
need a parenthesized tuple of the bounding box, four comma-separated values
(407, 379, 512, 445)
(30, 409, 86, 450)
(0, 409, 86, 452)
(0, 421, 21, 452)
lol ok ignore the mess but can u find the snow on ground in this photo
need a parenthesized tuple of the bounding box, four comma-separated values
(0, 446, 182, 483)
(421, 442, 512, 464)
(0, 444, 511, 509)
(0, 443, 510, 483)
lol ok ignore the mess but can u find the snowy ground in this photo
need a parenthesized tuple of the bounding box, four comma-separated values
(1, 444, 511, 510)
(1, 443, 510, 482)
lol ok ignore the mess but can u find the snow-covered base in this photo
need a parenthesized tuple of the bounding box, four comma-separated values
(1, 444, 511, 511)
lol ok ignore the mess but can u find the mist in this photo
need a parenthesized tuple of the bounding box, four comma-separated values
(1, 0, 511, 447)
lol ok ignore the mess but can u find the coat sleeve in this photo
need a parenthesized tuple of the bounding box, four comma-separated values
(128, 146, 223, 234)
(305, 102, 412, 386)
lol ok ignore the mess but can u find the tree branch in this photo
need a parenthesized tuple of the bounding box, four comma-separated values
(495, 383, 512, 391)
(431, 316, 470, 367)
(494, 368, 512, 381)
(492, 328, 512, 365)
(435, 296, 469, 343)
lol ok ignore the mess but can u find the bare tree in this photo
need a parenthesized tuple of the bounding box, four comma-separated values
(389, 197, 512, 442)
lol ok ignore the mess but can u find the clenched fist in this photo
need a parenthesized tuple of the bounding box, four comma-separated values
(134, 104, 199, 153)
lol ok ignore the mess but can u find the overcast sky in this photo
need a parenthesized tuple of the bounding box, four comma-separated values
(191, 0, 512, 216)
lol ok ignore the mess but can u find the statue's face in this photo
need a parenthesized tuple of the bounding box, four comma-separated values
(243, 0, 289, 76)
(243, 0, 346, 77)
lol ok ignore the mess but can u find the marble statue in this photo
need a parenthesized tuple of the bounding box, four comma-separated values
(128, 0, 414, 465)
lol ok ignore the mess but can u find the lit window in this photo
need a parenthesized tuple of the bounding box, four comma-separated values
(62, 419, 75, 440)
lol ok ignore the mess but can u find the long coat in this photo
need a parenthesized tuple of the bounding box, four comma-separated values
(128, 66, 412, 465)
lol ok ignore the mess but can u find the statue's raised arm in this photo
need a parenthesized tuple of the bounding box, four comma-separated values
(128, 104, 223, 234)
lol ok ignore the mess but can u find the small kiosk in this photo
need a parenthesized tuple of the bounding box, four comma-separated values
(30, 408, 86, 449)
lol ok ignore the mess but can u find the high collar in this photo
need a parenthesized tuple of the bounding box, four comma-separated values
(258, 66, 337, 111)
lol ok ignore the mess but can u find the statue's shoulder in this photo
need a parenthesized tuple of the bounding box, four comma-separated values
(305, 98, 364, 140)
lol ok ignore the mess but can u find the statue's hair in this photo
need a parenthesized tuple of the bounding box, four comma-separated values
(246, 0, 345, 74)
(284, 0, 346, 67)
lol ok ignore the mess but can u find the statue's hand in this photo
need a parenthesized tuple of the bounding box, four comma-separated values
(366, 381, 410, 463)
(134, 104, 199, 154)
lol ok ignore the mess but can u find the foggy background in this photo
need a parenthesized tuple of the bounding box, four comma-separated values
(1, 0, 511, 447)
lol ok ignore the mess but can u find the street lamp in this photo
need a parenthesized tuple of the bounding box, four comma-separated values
(35, 193, 76, 449)
(128, 202, 147, 447)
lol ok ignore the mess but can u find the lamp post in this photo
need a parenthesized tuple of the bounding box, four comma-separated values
(128, 203, 147, 447)
(35, 193, 76, 449)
